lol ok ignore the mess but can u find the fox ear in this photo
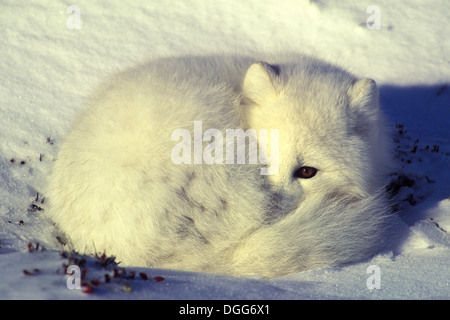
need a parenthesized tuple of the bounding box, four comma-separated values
(242, 62, 278, 105)
(346, 78, 381, 138)
(347, 78, 378, 107)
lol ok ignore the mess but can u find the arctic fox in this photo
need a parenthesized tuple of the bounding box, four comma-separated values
(46, 54, 394, 277)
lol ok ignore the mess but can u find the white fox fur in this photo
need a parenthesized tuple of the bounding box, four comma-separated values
(46, 54, 394, 277)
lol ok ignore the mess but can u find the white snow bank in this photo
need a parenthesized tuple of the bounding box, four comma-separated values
(0, 0, 449, 300)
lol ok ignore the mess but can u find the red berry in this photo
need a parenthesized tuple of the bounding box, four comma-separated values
(90, 279, 100, 286)
(82, 284, 94, 294)
(139, 272, 148, 280)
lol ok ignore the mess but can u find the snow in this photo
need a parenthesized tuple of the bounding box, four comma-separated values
(1, 0, 449, 300)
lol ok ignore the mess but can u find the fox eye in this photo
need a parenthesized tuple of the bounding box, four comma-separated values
(293, 166, 318, 179)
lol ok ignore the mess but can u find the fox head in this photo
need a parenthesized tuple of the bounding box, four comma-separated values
(242, 59, 391, 214)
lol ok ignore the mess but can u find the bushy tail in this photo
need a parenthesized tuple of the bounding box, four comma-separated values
(229, 189, 395, 277)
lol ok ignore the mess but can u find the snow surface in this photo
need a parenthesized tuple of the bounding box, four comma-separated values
(0, 0, 449, 300)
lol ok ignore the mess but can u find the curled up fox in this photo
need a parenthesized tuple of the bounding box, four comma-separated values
(46, 54, 394, 277)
